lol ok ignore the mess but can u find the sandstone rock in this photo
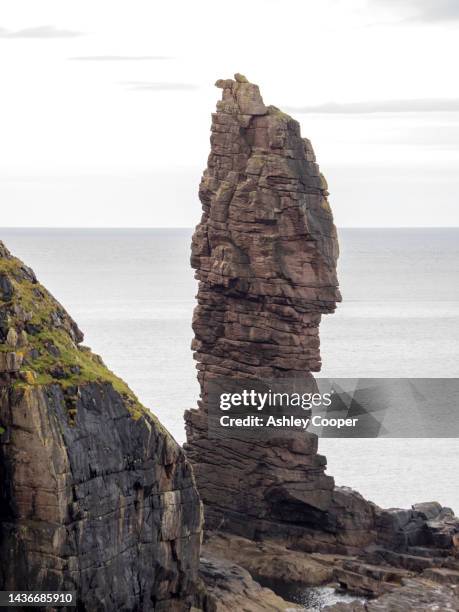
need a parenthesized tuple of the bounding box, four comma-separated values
(203, 531, 333, 588)
(234, 73, 249, 83)
(184, 74, 374, 553)
(422, 567, 459, 585)
(365, 548, 440, 572)
(198, 555, 298, 611)
(0, 241, 203, 610)
(334, 560, 412, 597)
(184, 75, 459, 610)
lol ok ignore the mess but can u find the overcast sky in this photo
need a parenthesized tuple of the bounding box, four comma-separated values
(1, 0, 458, 227)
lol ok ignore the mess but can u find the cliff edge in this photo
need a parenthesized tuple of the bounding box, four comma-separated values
(0, 242, 203, 611)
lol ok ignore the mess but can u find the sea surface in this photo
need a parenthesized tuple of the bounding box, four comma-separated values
(1, 228, 458, 513)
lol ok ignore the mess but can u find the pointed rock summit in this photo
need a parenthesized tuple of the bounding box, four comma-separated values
(191, 74, 340, 334)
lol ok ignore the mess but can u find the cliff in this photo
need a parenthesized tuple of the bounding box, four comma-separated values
(184, 75, 459, 607)
(0, 242, 203, 610)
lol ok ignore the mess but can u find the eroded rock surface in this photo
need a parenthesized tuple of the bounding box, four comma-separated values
(184, 73, 378, 552)
(203, 532, 333, 588)
(198, 555, 297, 611)
(0, 242, 203, 611)
(184, 75, 459, 610)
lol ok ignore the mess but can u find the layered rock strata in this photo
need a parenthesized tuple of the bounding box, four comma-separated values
(0, 242, 203, 611)
(184, 74, 374, 551)
(184, 75, 459, 608)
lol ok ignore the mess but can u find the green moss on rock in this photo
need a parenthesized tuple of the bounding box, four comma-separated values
(268, 105, 294, 123)
(0, 242, 147, 421)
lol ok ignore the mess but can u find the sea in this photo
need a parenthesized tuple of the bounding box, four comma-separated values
(1, 227, 458, 514)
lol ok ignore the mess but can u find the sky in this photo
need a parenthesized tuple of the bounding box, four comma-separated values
(1, 0, 458, 228)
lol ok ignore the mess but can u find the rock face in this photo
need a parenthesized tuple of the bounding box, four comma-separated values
(0, 242, 203, 611)
(184, 74, 376, 552)
(184, 75, 459, 609)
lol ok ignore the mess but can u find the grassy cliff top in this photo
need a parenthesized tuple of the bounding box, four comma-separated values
(0, 241, 145, 420)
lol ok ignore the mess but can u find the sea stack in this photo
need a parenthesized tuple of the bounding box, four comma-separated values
(0, 242, 203, 611)
(184, 76, 459, 587)
(185, 74, 364, 538)
(184, 73, 376, 550)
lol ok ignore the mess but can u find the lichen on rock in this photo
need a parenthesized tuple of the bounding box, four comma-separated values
(0, 242, 146, 419)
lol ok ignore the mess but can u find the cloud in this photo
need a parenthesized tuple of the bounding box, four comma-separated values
(285, 99, 459, 114)
(0, 25, 83, 38)
(368, 0, 459, 22)
(121, 81, 199, 92)
(69, 55, 172, 61)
